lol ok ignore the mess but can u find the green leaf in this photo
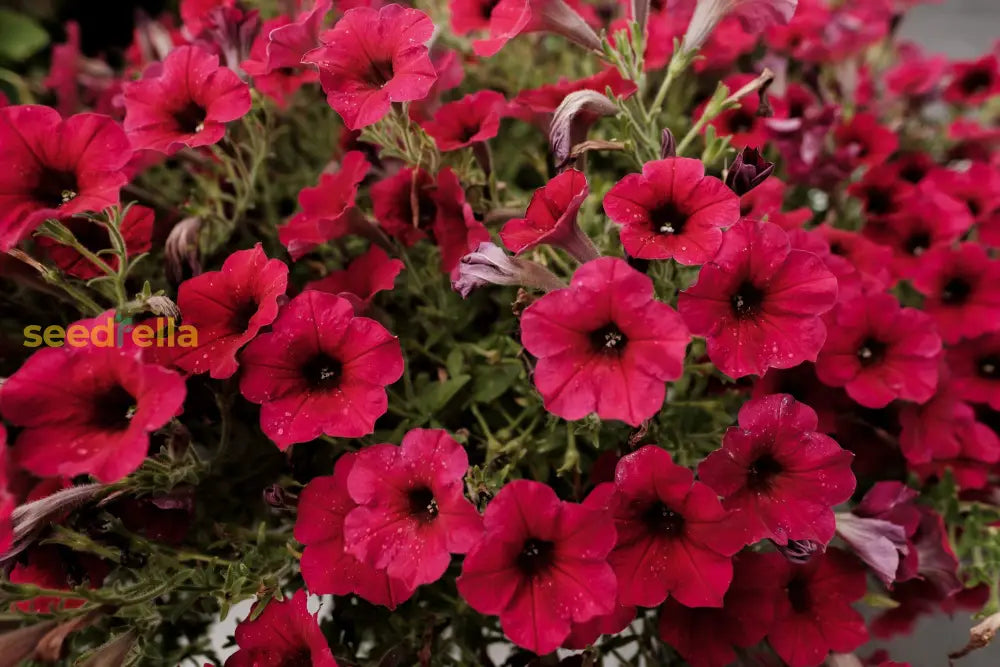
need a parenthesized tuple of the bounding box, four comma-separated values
(418, 375, 471, 414)
(0, 11, 49, 63)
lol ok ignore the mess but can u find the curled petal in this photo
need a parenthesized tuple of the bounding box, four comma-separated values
(549, 90, 618, 169)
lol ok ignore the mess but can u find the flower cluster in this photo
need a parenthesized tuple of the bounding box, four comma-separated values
(0, 0, 998, 665)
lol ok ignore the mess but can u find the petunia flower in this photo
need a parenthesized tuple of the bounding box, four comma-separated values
(0, 339, 186, 483)
(165, 244, 288, 379)
(519, 257, 690, 426)
(472, 0, 602, 58)
(261, 0, 331, 73)
(847, 165, 914, 222)
(36, 205, 154, 280)
(909, 420, 1000, 490)
(815, 293, 942, 408)
(604, 446, 747, 608)
(8, 546, 109, 613)
(279, 151, 371, 260)
(123, 45, 252, 154)
(421, 90, 506, 152)
(725, 146, 774, 196)
(765, 548, 869, 667)
(500, 169, 599, 262)
(240, 15, 319, 109)
(705, 74, 786, 150)
(225, 589, 338, 667)
(239, 290, 404, 448)
(836, 481, 921, 587)
(944, 54, 1000, 106)
(0, 105, 132, 251)
(343, 429, 483, 589)
(450, 0, 501, 35)
(372, 167, 436, 246)
(430, 168, 491, 274)
(603, 157, 741, 264)
(681, 0, 798, 53)
(910, 243, 1000, 344)
(303, 5, 437, 130)
(698, 394, 855, 545)
(833, 112, 899, 170)
(511, 67, 636, 121)
(657, 552, 784, 667)
(452, 241, 565, 297)
(899, 388, 976, 465)
(948, 333, 1000, 410)
(678, 219, 838, 379)
(814, 224, 893, 296)
(305, 245, 404, 313)
(456, 480, 617, 655)
(737, 177, 812, 230)
(295, 454, 415, 609)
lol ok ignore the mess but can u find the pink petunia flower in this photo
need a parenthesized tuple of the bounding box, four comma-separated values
(305, 245, 404, 313)
(241, 15, 320, 108)
(500, 169, 598, 262)
(225, 589, 338, 667)
(421, 90, 507, 152)
(343, 429, 483, 589)
(910, 243, 1000, 344)
(519, 257, 690, 426)
(698, 394, 855, 545)
(603, 157, 740, 264)
(834, 112, 899, 170)
(166, 244, 288, 379)
(604, 446, 746, 608)
(677, 219, 838, 379)
(0, 338, 186, 482)
(0, 105, 132, 251)
(909, 420, 1000, 490)
(239, 290, 404, 448)
(948, 333, 1000, 410)
(295, 453, 415, 608)
(815, 293, 942, 408)
(456, 480, 617, 655)
(303, 5, 437, 130)
(899, 387, 977, 464)
(123, 45, 252, 154)
(372, 167, 436, 246)
(472, 0, 601, 58)
(944, 54, 1000, 106)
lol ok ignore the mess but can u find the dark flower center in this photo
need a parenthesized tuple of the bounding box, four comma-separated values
(173, 101, 207, 134)
(480, 0, 502, 19)
(978, 356, 1000, 379)
(364, 59, 395, 88)
(829, 242, 846, 256)
(229, 299, 259, 332)
(590, 323, 627, 354)
(408, 486, 439, 522)
(740, 200, 753, 217)
(65, 219, 112, 255)
(961, 69, 993, 95)
(966, 198, 982, 217)
(941, 276, 973, 305)
(459, 124, 483, 143)
(786, 575, 811, 613)
(864, 187, 895, 216)
(899, 163, 927, 184)
(92, 385, 137, 431)
(280, 649, 313, 667)
(301, 354, 343, 390)
(516, 538, 555, 577)
(33, 168, 80, 208)
(642, 501, 685, 536)
(857, 337, 888, 366)
(731, 282, 764, 318)
(728, 109, 755, 134)
(649, 201, 687, 235)
(904, 231, 931, 256)
(747, 453, 783, 490)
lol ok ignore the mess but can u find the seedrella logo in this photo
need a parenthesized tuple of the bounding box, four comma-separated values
(23, 312, 198, 348)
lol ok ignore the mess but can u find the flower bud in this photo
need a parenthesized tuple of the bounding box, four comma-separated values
(726, 147, 775, 195)
(452, 242, 565, 298)
(660, 128, 677, 159)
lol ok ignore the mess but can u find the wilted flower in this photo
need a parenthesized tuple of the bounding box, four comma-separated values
(452, 242, 565, 297)
(682, 0, 799, 54)
(726, 146, 775, 195)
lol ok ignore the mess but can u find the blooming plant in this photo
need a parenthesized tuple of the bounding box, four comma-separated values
(1, 0, 1000, 665)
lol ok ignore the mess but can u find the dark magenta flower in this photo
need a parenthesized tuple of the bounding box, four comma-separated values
(239, 290, 404, 448)
(677, 219, 838, 379)
(603, 157, 740, 264)
(225, 589, 338, 667)
(698, 394, 855, 546)
(910, 243, 1000, 344)
(520, 257, 690, 426)
(948, 333, 1000, 410)
(305, 245, 404, 313)
(944, 54, 1000, 105)
(500, 169, 599, 262)
(456, 480, 617, 655)
(421, 90, 506, 152)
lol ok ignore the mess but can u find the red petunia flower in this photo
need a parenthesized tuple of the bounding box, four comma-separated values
(704, 74, 786, 149)
(421, 90, 506, 152)
(279, 151, 370, 260)
(815, 224, 893, 296)
(677, 219, 839, 379)
(9, 546, 108, 613)
(603, 157, 740, 264)
(450, 0, 500, 35)
(430, 168, 491, 274)
(305, 245, 403, 313)
(511, 67, 636, 120)
(929, 163, 1000, 228)
(500, 169, 598, 262)
(123, 45, 252, 154)
(241, 15, 319, 109)
(657, 552, 784, 667)
(36, 205, 154, 280)
(519, 257, 690, 426)
(948, 333, 1000, 410)
(944, 54, 1000, 105)
(834, 112, 899, 169)
(456, 480, 617, 655)
(603, 446, 746, 608)
(910, 243, 1000, 344)
(899, 387, 977, 464)
(303, 5, 437, 130)
(343, 429, 483, 589)
(698, 394, 856, 545)
(909, 419, 1000, 490)
(295, 454, 415, 609)
(472, 0, 601, 58)
(261, 0, 331, 73)
(886, 51, 948, 99)
(0, 105, 132, 251)
(0, 338, 186, 482)
(838, 481, 922, 587)
(736, 177, 812, 230)
(372, 167, 435, 246)
(239, 290, 404, 448)
(765, 548, 869, 667)
(787, 227, 864, 304)
(166, 244, 288, 379)
(847, 165, 915, 223)
(225, 589, 338, 667)
(815, 293, 942, 408)
(753, 362, 847, 434)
